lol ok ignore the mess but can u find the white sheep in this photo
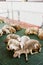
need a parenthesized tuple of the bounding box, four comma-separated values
(4, 34, 21, 43)
(7, 39, 20, 51)
(13, 39, 41, 61)
(19, 36, 30, 49)
(2, 25, 16, 34)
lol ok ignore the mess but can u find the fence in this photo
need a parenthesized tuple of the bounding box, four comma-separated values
(0, 10, 43, 26)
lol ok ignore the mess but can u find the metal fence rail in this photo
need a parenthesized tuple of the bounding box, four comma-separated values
(0, 10, 43, 26)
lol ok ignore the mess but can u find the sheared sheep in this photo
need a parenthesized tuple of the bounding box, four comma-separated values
(19, 36, 30, 49)
(4, 34, 21, 43)
(2, 25, 16, 34)
(25, 27, 38, 35)
(13, 39, 41, 61)
(7, 39, 20, 51)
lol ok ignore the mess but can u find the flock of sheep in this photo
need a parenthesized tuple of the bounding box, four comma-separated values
(0, 23, 43, 61)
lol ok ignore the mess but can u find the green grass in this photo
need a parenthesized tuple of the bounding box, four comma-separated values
(0, 23, 43, 65)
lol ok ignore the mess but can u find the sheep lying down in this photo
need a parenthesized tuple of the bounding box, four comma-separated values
(6, 35, 41, 61)
(6, 35, 30, 50)
(7, 39, 20, 51)
(25, 27, 39, 35)
(4, 34, 21, 43)
(13, 39, 41, 61)
(2, 25, 16, 34)
(19, 36, 30, 49)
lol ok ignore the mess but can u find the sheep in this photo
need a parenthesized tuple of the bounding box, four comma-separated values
(12, 24, 22, 31)
(13, 39, 41, 61)
(19, 36, 30, 49)
(13, 49, 29, 61)
(6, 39, 20, 51)
(25, 27, 39, 35)
(4, 34, 21, 43)
(2, 28, 10, 34)
(2, 25, 16, 34)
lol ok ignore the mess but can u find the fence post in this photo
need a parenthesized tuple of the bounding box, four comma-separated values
(40, 16, 43, 28)
(18, 10, 20, 22)
(12, 10, 13, 19)
(26, 0, 28, 2)
(7, 10, 9, 19)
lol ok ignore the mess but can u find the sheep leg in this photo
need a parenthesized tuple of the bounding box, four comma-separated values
(25, 53, 28, 61)
(39, 48, 41, 52)
(30, 49, 34, 55)
(33, 52, 38, 54)
(30, 50, 38, 55)
(18, 54, 20, 58)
